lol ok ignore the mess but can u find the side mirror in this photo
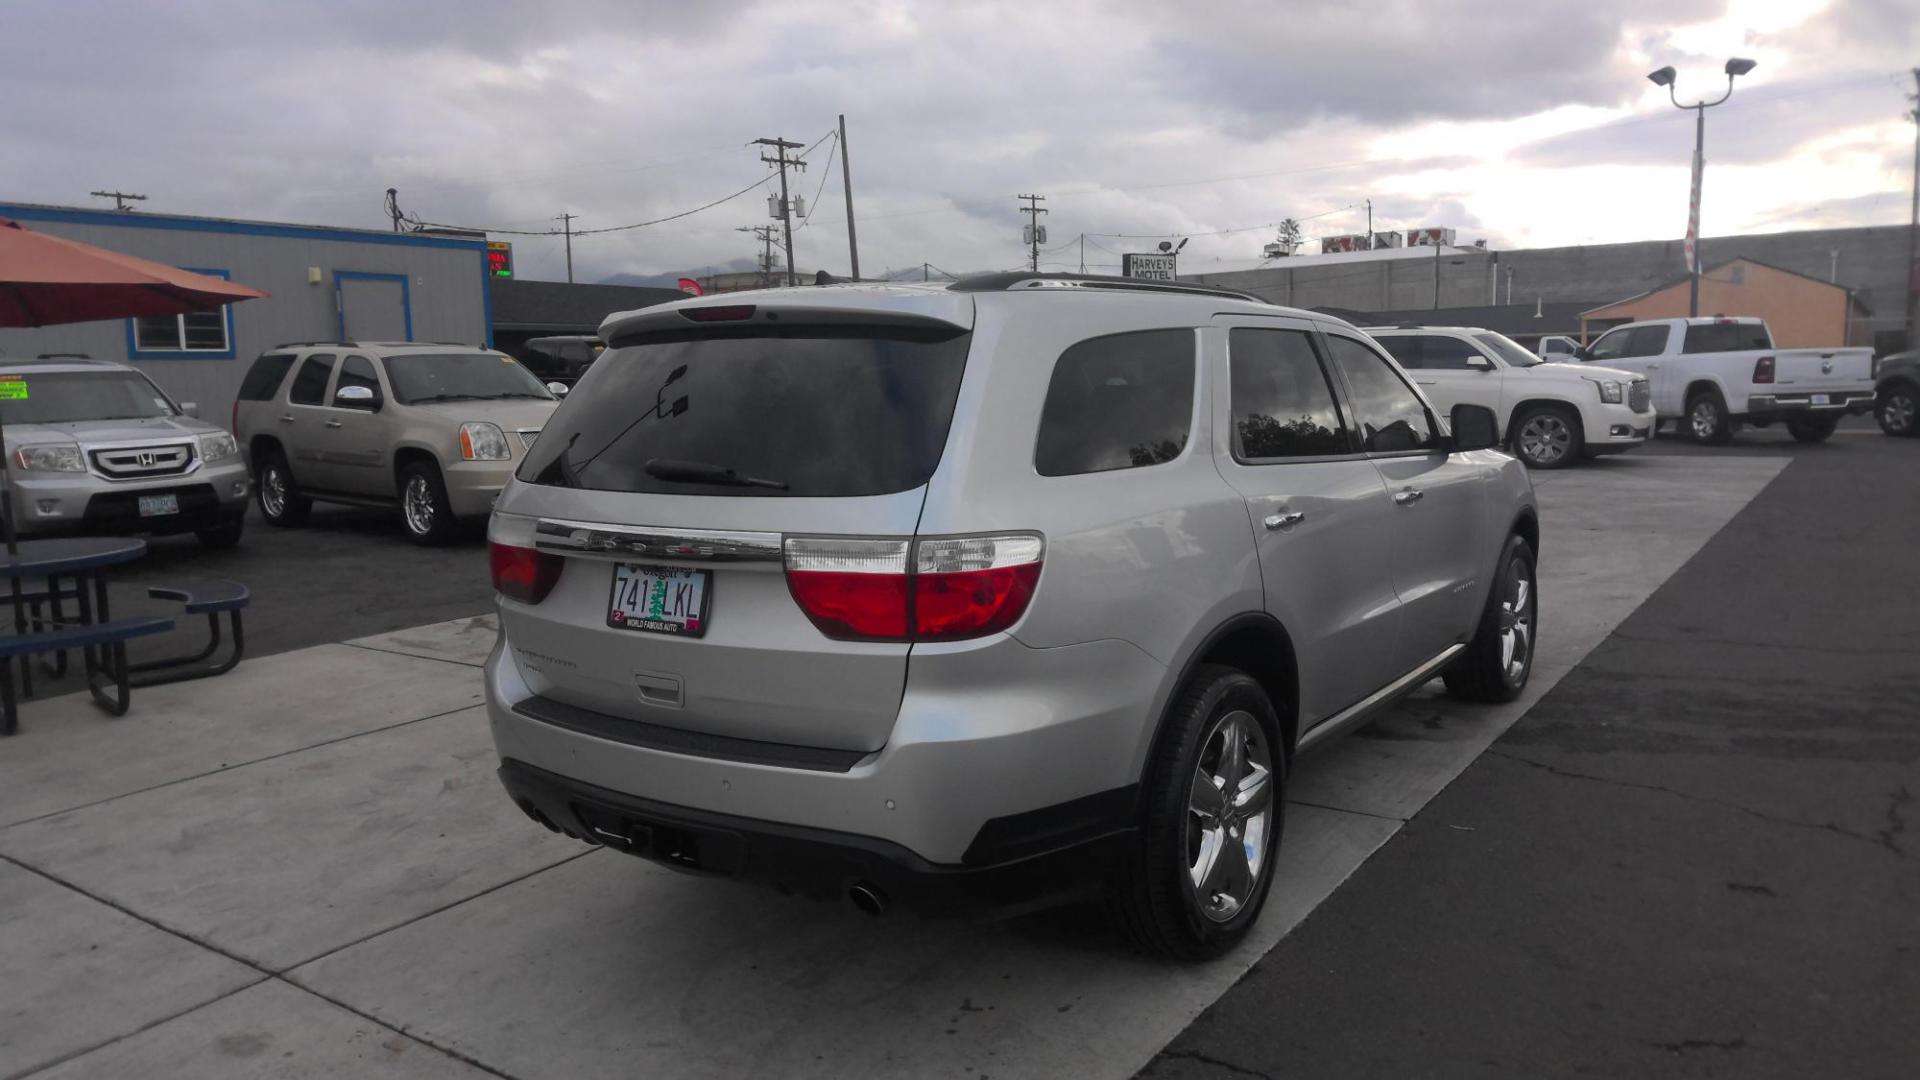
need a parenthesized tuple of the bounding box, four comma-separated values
(179, 401, 199, 418)
(334, 384, 378, 409)
(1449, 403, 1499, 451)
(545, 381, 570, 398)
(1467, 356, 1495, 372)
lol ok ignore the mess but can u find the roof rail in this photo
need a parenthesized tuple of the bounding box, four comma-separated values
(269, 340, 353, 350)
(945, 272, 1265, 304)
(32, 352, 99, 361)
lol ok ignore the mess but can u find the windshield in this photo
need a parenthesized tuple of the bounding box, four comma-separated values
(384, 353, 554, 405)
(1474, 332, 1546, 367)
(0, 369, 177, 423)
(517, 326, 971, 498)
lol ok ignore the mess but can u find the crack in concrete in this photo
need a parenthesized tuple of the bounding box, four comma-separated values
(1877, 785, 1911, 855)
(1485, 750, 1910, 860)
(1604, 630, 1918, 658)
(1149, 1048, 1274, 1078)
(1649, 1036, 1747, 1054)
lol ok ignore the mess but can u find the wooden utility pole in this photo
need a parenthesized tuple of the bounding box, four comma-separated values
(838, 115, 860, 280)
(737, 225, 777, 288)
(1905, 67, 1918, 349)
(89, 190, 146, 211)
(555, 212, 577, 283)
(755, 137, 806, 287)
(1018, 194, 1047, 272)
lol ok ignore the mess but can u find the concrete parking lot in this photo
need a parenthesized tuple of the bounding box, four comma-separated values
(0, 430, 1911, 1078)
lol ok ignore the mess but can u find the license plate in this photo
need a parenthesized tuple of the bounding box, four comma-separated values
(137, 493, 179, 517)
(606, 563, 710, 636)
(1810, 393, 1830, 406)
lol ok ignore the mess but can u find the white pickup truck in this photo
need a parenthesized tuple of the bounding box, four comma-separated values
(1569, 317, 1875, 443)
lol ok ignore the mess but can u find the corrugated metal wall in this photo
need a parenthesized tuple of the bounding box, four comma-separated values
(0, 205, 489, 425)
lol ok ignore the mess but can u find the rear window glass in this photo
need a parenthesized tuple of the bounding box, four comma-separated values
(517, 326, 971, 498)
(1035, 329, 1195, 477)
(238, 354, 295, 401)
(385, 353, 551, 405)
(1683, 323, 1770, 353)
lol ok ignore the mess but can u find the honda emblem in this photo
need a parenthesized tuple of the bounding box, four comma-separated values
(136, 451, 156, 467)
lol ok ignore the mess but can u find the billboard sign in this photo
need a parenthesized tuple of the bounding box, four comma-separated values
(1121, 252, 1178, 280)
(1320, 234, 1367, 254)
(1406, 227, 1457, 247)
(486, 241, 514, 278)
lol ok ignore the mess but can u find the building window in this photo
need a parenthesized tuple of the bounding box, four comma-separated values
(127, 268, 235, 357)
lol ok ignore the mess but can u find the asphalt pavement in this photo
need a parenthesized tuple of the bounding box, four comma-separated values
(1143, 421, 1920, 1078)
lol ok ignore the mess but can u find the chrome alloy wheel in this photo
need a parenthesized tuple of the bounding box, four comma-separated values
(1689, 399, 1720, 441)
(1517, 413, 1573, 466)
(1186, 709, 1274, 923)
(1498, 554, 1535, 685)
(261, 466, 288, 518)
(403, 473, 436, 536)
(1882, 390, 1916, 435)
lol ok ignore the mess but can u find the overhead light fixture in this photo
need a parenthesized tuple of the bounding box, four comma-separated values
(1724, 57, 1757, 77)
(1646, 66, 1677, 87)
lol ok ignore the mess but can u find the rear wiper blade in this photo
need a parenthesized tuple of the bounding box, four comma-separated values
(643, 458, 787, 490)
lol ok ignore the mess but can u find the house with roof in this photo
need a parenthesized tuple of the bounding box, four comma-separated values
(1578, 257, 1871, 348)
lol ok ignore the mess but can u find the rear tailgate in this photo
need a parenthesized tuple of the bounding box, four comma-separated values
(1771, 347, 1875, 392)
(492, 296, 973, 754)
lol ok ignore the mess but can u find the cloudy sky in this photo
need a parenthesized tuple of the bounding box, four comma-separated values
(4, 0, 1915, 284)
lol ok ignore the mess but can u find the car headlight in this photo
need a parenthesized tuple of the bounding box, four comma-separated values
(197, 432, 239, 463)
(12, 444, 86, 472)
(1590, 378, 1624, 404)
(459, 422, 511, 461)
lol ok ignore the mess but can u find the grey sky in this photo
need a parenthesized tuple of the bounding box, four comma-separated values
(3, 0, 1914, 284)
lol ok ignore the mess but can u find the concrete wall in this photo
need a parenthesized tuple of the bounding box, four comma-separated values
(0, 205, 489, 423)
(1192, 224, 1912, 352)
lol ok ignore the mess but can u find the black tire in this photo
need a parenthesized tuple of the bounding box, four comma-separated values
(1508, 404, 1584, 469)
(255, 450, 311, 527)
(195, 517, 245, 549)
(1785, 414, 1839, 443)
(398, 460, 457, 546)
(1443, 534, 1537, 704)
(1684, 390, 1733, 445)
(1110, 664, 1285, 961)
(1877, 383, 1920, 437)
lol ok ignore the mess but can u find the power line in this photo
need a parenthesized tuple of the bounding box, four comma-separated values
(795, 131, 838, 231)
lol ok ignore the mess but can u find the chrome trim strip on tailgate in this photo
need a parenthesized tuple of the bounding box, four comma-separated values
(534, 518, 783, 562)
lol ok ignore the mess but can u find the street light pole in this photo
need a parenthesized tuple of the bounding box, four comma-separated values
(1648, 58, 1754, 317)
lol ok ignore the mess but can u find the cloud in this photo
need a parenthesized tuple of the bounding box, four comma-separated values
(0, 0, 1909, 283)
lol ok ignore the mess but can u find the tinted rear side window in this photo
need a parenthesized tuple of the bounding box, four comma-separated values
(1035, 329, 1195, 477)
(1229, 328, 1349, 459)
(288, 355, 336, 406)
(1375, 337, 1421, 368)
(518, 326, 970, 497)
(238, 354, 295, 401)
(1682, 323, 1770, 353)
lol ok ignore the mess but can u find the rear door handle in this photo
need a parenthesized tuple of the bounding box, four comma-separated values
(1263, 511, 1305, 531)
(279, 414, 295, 423)
(1394, 488, 1424, 505)
(324, 420, 343, 429)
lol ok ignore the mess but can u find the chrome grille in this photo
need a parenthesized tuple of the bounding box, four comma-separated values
(90, 443, 195, 479)
(1628, 379, 1650, 412)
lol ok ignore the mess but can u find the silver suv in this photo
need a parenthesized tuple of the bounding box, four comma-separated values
(0, 355, 250, 547)
(233, 342, 562, 544)
(484, 276, 1539, 958)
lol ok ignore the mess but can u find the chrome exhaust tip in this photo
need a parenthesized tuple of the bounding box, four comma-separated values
(847, 882, 889, 916)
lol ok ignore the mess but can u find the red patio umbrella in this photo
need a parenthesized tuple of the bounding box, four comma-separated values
(0, 216, 270, 552)
(0, 216, 268, 326)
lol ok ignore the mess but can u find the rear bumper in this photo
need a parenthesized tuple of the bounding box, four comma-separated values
(483, 626, 1164, 868)
(499, 757, 1132, 914)
(1746, 391, 1875, 418)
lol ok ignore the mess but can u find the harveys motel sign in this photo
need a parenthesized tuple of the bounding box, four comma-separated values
(1121, 252, 1177, 280)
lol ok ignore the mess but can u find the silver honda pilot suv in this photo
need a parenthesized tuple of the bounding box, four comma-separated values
(484, 275, 1539, 958)
(0, 355, 250, 546)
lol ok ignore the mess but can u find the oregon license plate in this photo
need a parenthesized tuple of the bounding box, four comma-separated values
(607, 563, 710, 636)
(137, 493, 179, 517)
(1810, 393, 1830, 406)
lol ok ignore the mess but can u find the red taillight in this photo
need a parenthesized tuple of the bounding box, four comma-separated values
(1753, 355, 1775, 384)
(489, 542, 563, 605)
(783, 534, 1044, 642)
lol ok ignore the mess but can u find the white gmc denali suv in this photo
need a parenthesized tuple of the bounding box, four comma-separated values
(1569, 317, 1874, 444)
